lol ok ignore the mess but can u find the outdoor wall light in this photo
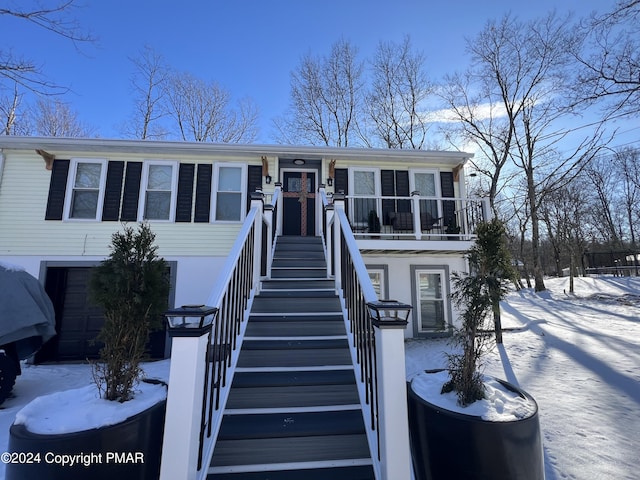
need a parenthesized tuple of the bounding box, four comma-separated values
(265, 175, 272, 184)
(164, 304, 218, 337)
(327, 177, 333, 186)
(366, 299, 412, 327)
(293, 158, 305, 165)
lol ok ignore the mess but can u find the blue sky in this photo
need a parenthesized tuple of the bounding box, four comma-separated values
(4, 0, 618, 143)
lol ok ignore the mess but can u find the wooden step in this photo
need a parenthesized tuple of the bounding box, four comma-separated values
(236, 350, 352, 368)
(232, 369, 357, 388)
(210, 434, 371, 467)
(271, 268, 327, 279)
(251, 296, 341, 313)
(227, 370, 360, 410)
(272, 258, 327, 268)
(261, 279, 334, 290)
(218, 410, 366, 440)
(208, 464, 375, 480)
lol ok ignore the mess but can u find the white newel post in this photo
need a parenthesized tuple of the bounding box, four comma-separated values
(251, 190, 264, 294)
(332, 192, 345, 292)
(411, 191, 422, 240)
(325, 203, 334, 279)
(159, 326, 212, 480)
(263, 204, 274, 279)
(372, 311, 412, 480)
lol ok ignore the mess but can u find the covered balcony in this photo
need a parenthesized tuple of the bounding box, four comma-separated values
(335, 191, 490, 252)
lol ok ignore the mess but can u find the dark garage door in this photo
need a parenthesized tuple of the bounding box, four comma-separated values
(37, 266, 167, 362)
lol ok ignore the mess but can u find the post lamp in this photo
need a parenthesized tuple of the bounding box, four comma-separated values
(366, 298, 413, 480)
(164, 304, 218, 337)
(366, 299, 412, 328)
(160, 303, 219, 478)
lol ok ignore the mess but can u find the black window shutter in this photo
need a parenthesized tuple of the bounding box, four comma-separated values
(119, 162, 143, 222)
(45, 159, 70, 220)
(247, 165, 263, 212)
(334, 168, 348, 195)
(381, 170, 395, 225)
(194, 164, 212, 223)
(175, 163, 195, 222)
(440, 172, 455, 197)
(440, 171, 456, 228)
(101, 161, 125, 221)
(395, 170, 411, 213)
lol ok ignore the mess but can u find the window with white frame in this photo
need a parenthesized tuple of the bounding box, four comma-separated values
(64, 159, 107, 220)
(414, 268, 448, 332)
(411, 169, 441, 225)
(366, 264, 388, 299)
(139, 161, 178, 221)
(349, 168, 380, 230)
(213, 164, 245, 221)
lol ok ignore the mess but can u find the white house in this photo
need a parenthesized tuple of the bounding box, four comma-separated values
(0, 136, 484, 362)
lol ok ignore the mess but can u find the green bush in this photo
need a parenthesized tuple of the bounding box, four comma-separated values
(89, 223, 169, 402)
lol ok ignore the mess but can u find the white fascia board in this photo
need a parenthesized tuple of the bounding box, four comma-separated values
(0, 136, 473, 167)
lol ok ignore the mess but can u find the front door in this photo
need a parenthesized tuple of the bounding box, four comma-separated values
(282, 171, 316, 236)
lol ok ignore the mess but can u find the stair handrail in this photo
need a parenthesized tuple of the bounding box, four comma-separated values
(160, 191, 265, 480)
(324, 191, 412, 480)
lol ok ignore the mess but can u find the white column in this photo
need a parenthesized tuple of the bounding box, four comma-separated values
(411, 191, 422, 240)
(375, 322, 412, 480)
(263, 204, 274, 279)
(332, 193, 345, 292)
(251, 190, 264, 294)
(159, 332, 210, 480)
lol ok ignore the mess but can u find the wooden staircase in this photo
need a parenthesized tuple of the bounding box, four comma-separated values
(208, 236, 375, 479)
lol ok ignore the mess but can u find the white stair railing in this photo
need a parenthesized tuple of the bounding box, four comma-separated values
(159, 187, 280, 480)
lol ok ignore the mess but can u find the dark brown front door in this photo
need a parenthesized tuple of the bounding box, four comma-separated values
(282, 171, 316, 236)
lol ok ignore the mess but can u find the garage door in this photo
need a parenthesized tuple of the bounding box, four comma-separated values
(38, 266, 167, 362)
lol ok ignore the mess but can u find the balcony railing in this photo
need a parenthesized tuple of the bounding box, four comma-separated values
(345, 192, 490, 241)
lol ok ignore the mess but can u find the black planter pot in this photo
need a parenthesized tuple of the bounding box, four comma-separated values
(407, 376, 544, 480)
(6, 383, 166, 480)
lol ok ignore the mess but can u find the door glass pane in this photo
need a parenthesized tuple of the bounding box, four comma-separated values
(288, 177, 302, 192)
(219, 167, 242, 191)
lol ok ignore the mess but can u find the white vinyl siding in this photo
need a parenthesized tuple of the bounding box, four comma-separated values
(63, 159, 107, 221)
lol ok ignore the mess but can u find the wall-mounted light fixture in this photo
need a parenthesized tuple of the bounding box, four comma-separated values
(293, 158, 305, 166)
(327, 159, 336, 187)
(262, 156, 272, 184)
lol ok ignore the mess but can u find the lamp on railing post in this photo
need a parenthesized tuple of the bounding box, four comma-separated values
(160, 305, 218, 480)
(367, 299, 412, 480)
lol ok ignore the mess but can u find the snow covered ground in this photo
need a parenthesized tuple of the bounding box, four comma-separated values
(1, 276, 638, 479)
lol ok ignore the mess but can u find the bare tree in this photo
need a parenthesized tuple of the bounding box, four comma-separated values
(122, 46, 170, 140)
(275, 39, 364, 146)
(163, 72, 258, 143)
(0, 83, 23, 135)
(367, 36, 431, 149)
(0, 0, 94, 94)
(573, 0, 640, 117)
(438, 15, 525, 216)
(27, 97, 93, 137)
(443, 13, 608, 291)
